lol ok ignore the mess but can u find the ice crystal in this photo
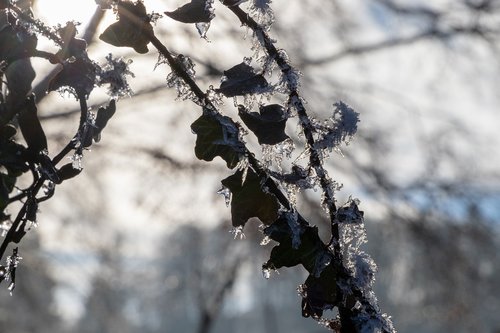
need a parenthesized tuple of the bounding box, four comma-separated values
(261, 138, 294, 169)
(352, 311, 397, 333)
(0, 220, 11, 238)
(230, 225, 246, 239)
(313, 101, 359, 153)
(196, 22, 211, 39)
(217, 186, 231, 207)
(148, 11, 163, 24)
(319, 177, 343, 213)
(70, 152, 83, 170)
(4, 248, 22, 295)
(166, 55, 200, 104)
(97, 54, 135, 98)
(236, 156, 249, 183)
(262, 266, 271, 279)
(250, 0, 275, 29)
(206, 85, 224, 106)
(260, 235, 271, 246)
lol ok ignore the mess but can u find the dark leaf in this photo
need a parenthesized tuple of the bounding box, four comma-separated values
(216, 62, 269, 97)
(99, 0, 153, 54)
(17, 94, 47, 154)
(0, 124, 17, 142)
(190, 113, 243, 169)
(238, 104, 289, 145)
(165, 0, 214, 23)
(0, 172, 16, 211)
(56, 163, 83, 183)
(221, 168, 279, 227)
(48, 56, 96, 98)
(93, 99, 117, 142)
(52, 22, 88, 63)
(300, 266, 338, 318)
(0, 24, 37, 64)
(48, 25, 97, 98)
(264, 218, 324, 271)
(0, 129, 28, 175)
(263, 217, 338, 318)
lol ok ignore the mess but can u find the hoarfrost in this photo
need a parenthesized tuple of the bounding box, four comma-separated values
(313, 101, 359, 153)
(261, 138, 294, 169)
(260, 235, 271, 246)
(262, 266, 271, 279)
(97, 54, 135, 98)
(250, 0, 275, 29)
(230, 225, 246, 239)
(70, 152, 83, 170)
(166, 55, 200, 104)
(196, 22, 211, 39)
(217, 186, 231, 207)
(206, 85, 224, 106)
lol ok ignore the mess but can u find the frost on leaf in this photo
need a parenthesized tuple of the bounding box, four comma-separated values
(313, 101, 359, 154)
(238, 104, 289, 145)
(165, 0, 215, 24)
(97, 54, 135, 98)
(263, 215, 337, 318)
(216, 62, 269, 97)
(191, 110, 245, 169)
(221, 168, 279, 228)
(99, 0, 153, 54)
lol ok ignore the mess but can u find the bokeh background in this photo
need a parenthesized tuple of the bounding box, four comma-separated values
(1, 0, 499, 332)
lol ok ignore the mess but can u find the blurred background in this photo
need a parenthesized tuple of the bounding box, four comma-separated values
(1, 0, 499, 332)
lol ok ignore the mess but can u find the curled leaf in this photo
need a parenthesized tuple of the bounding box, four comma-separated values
(93, 99, 117, 142)
(216, 62, 269, 97)
(99, 0, 153, 54)
(238, 104, 289, 145)
(165, 0, 214, 23)
(221, 168, 279, 227)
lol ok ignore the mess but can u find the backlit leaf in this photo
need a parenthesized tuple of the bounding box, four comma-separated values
(99, 0, 153, 54)
(216, 62, 269, 97)
(17, 94, 47, 154)
(221, 168, 279, 227)
(238, 104, 289, 145)
(165, 0, 214, 23)
(191, 112, 243, 169)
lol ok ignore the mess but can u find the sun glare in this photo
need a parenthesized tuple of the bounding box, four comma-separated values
(34, 0, 99, 27)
